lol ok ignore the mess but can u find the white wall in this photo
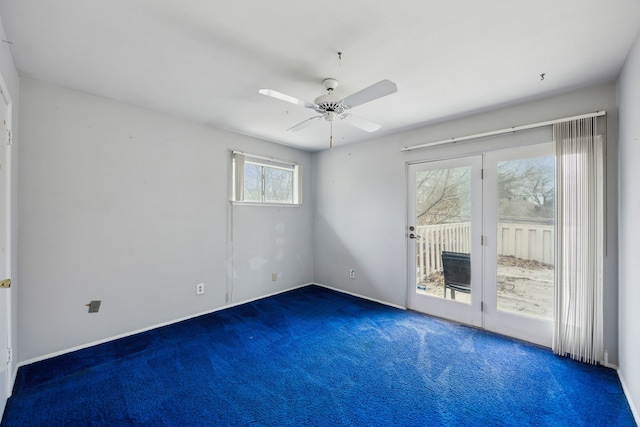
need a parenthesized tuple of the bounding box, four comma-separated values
(0, 14, 19, 395)
(313, 83, 620, 363)
(617, 29, 640, 420)
(17, 78, 313, 362)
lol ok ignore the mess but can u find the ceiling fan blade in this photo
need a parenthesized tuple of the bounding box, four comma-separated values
(341, 79, 398, 108)
(287, 116, 323, 132)
(341, 114, 381, 132)
(259, 89, 315, 109)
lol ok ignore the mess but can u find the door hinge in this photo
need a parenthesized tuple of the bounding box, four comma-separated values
(7, 130, 12, 145)
(7, 348, 12, 363)
(480, 235, 485, 245)
(481, 302, 484, 312)
(481, 168, 484, 179)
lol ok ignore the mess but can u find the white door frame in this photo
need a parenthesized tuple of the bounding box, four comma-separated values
(0, 75, 14, 413)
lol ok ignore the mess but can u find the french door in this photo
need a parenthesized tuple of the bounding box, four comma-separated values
(407, 155, 484, 327)
(407, 143, 555, 347)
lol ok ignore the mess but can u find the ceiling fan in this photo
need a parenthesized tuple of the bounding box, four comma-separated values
(259, 78, 397, 148)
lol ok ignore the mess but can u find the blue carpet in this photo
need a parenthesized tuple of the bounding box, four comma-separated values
(1, 285, 635, 426)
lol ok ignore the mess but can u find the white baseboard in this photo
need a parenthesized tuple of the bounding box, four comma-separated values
(18, 283, 316, 368)
(618, 368, 640, 425)
(17, 283, 401, 368)
(313, 283, 406, 310)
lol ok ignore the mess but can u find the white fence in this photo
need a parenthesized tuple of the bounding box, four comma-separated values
(416, 223, 471, 279)
(416, 222, 554, 280)
(497, 222, 554, 264)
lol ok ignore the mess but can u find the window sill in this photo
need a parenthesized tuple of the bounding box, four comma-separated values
(231, 201, 301, 208)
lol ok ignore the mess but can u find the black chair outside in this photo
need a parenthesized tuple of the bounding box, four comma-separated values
(441, 251, 471, 300)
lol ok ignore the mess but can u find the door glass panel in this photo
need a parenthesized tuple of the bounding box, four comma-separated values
(415, 166, 472, 304)
(496, 156, 555, 319)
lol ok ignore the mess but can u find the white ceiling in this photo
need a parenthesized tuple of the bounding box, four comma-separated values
(1, 1, 639, 151)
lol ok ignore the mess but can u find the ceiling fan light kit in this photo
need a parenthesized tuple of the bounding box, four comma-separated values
(323, 111, 338, 121)
(259, 77, 397, 148)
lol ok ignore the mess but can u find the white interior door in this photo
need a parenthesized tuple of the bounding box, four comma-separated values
(407, 156, 483, 327)
(0, 89, 12, 413)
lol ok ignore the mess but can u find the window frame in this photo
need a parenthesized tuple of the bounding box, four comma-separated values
(231, 151, 302, 206)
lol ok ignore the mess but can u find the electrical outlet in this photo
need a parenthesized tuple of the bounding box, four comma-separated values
(349, 269, 356, 279)
(272, 273, 278, 281)
(196, 283, 205, 295)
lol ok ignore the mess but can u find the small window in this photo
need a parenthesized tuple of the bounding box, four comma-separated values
(231, 151, 302, 205)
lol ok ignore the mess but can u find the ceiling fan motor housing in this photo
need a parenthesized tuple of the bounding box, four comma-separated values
(314, 95, 346, 115)
(313, 78, 348, 117)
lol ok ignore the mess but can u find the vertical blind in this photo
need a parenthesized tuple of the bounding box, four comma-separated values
(553, 117, 604, 364)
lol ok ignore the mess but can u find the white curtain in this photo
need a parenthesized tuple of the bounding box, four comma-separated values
(553, 117, 604, 365)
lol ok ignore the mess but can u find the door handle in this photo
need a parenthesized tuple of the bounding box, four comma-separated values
(409, 233, 421, 239)
(0, 278, 10, 289)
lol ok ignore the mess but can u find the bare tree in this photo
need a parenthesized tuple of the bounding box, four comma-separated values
(244, 164, 294, 203)
(416, 168, 470, 225)
(264, 167, 293, 202)
(496, 157, 554, 223)
(498, 158, 554, 207)
(414, 157, 553, 226)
